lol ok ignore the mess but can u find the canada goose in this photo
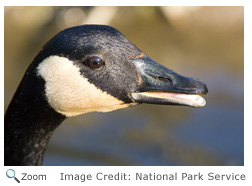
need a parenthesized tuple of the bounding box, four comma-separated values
(4, 25, 208, 166)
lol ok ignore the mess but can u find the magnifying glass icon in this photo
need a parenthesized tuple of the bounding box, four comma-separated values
(6, 169, 20, 183)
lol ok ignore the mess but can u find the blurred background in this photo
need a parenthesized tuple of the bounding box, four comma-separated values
(4, 6, 244, 166)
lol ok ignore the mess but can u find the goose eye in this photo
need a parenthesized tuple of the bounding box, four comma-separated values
(85, 56, 104, 69)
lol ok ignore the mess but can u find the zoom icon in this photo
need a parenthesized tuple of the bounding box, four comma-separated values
(6, 169, 20, 183)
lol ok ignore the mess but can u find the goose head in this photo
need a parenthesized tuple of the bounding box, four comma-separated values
(35, 25, 208, 117)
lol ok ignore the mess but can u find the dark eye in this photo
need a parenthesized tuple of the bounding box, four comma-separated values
(85, 56, 104, 69)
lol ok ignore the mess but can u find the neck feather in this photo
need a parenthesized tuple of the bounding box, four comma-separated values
(4, 68, 66, 165)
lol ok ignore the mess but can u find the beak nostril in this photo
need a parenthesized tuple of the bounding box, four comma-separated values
(157, 76, 173, 84)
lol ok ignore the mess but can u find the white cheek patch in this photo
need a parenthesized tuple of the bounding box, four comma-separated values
(37, 56, 134, 117)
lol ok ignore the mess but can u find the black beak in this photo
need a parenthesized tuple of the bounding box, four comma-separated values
(130, 56, 208, 107)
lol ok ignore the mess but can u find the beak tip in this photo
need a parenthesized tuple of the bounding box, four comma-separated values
(202, 83, 208, 95)
(194, 79, 208, 95)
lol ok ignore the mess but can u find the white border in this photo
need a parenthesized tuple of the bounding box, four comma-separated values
(1, 0, 251, 186)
